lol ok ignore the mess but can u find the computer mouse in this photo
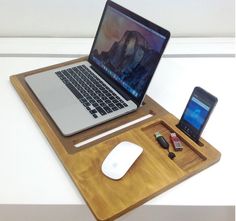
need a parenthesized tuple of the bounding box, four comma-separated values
(101, 141, 143, 180)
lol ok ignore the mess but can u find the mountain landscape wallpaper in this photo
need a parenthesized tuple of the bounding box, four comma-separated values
(91, 6, 165, 98)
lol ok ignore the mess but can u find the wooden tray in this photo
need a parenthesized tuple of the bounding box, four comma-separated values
(10, 57, 221, 221)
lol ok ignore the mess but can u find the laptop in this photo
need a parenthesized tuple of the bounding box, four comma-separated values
(25, 0, 170, 136)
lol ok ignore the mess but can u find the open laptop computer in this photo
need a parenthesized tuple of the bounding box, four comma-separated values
(25, 0, 170, 136)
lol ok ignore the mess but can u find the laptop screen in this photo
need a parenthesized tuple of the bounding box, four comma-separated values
(89, 1, 170, 105)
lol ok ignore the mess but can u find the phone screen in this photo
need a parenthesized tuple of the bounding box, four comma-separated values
(183, 96, 210, 130)
(178, 87, 218, 142)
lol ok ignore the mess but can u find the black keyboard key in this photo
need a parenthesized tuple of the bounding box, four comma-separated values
(61, 78, 70, 84)
(78, 66, 83, 71)
(89, 99, 96, 104)
(83, 86, 89, 91)
(108, 103, 115, 108)
(93, 114, 98, 118)
(103, 106, 112, 113)
(72, 67, 78, 72)
(108, 96, 115, 101)
(89, 109, 97, 114)
(68, 68, 74, 74)
(83, 102, 90, 107)
(92, 103, 99, 107)
(79, 98, 87, 103)
(104, 99, 112, 104)
(106, 88, 113, 94)
(96, 106, 106, 116)
(62, 70, 68, 75)
(86, 96, 92, 100)
(112, 106, 119, 111)
(115, 95, 120, 99)
(100, 102, 107, 107)
(83, 92, 89, 97)
(116, 103, 124, 109)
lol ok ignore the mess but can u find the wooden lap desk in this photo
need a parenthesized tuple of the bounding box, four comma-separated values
(10, 56, 221, 221)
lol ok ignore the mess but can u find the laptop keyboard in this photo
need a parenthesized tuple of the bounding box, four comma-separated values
(55, 65, 128, 118)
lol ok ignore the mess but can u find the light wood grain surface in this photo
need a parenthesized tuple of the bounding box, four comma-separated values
(10, 56, 221, 221)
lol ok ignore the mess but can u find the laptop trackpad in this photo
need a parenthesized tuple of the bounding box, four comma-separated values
(38, 86, 77, 111)
(26, 72, 78, 111)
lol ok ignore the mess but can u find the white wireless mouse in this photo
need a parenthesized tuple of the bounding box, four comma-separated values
(101, 141, 143, 180)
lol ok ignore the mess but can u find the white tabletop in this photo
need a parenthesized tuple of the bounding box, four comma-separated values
(0, 38, 235, 219)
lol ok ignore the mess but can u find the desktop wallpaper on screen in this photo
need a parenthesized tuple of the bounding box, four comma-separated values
(90, 6, 166, 98)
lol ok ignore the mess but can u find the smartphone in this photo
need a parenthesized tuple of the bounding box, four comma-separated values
(177, 87, 218, 143)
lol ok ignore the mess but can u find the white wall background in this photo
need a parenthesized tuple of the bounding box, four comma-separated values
(0, 0, 235, 37)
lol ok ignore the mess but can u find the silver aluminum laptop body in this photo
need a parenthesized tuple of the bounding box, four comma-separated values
(25, 1, 170, 136)
(25, 61, 137, 136)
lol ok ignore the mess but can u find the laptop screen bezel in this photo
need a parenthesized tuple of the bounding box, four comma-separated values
(88, 0, 170, 107)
